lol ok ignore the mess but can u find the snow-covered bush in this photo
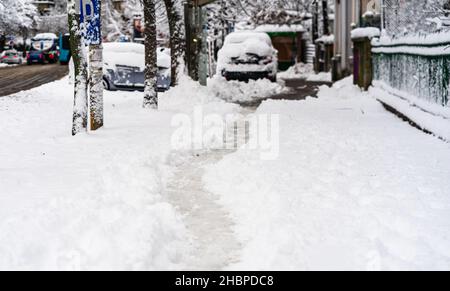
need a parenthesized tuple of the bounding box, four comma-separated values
(0, 0, 38, 34)
(383, 0, 449, 36)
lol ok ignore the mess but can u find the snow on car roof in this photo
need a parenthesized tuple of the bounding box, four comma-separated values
(224, 31, 272, 46)
(33, 33, 58, 40)
(219, 32, 275, 60)
(103, 42, 171, 70)
(103, 42, 145, 54)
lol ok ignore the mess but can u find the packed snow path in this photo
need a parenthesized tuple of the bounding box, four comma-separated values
(165, 114, 252, 270)
(166, 150, 241, 270)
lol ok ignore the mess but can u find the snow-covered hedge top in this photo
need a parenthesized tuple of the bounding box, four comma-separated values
(372, 30, 450, 47)
(255, 24, 305, 33)
(351, 27, 380, 40)
(315, 34, 335, 44)
(371, 30, 450, 56)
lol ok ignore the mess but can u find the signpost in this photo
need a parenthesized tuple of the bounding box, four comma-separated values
(77, 0, 103, 130)
(79, 0, 102, 45)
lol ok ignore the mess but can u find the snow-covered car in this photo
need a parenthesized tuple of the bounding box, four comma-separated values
(0, 50, 22, 65)
(102, 42, 171, 92)
(27, 33, 59, 65)
(217, 31, 278, 82)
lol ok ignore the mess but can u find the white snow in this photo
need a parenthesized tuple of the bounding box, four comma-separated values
(255, 24, 305, 33)
(103, 42, 171, 71)
(0, 75, 241, 270)
(32, 33, 58, 40)
(372, 44, 450, 56)
(0, 63, 19, 68)
(204, 77, 450, 270)
(3, 63, 450, 271)
(207, 76, 287, 103)
(316, 34, 335, 44)
(375, 30, 450, 46)
(278, 63, 314, 80)
(372, 30, 450, 56)
(278, 63, 331, 82)
(307, 72, 332, 82)
(351, 27, 380, 40)
(371, 81, 450, 141)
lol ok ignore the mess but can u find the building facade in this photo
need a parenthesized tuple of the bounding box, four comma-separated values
(332, 0, 381, 81)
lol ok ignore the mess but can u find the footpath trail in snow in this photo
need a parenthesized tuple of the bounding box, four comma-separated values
(166, 150, 240, 270)
(164, 78, 329, 269)
(165, 112, 252, 270)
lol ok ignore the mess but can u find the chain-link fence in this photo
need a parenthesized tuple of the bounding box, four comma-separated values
(383, 0, 448, 36)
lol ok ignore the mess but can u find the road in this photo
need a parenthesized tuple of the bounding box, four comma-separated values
(0, 64, 68, 97)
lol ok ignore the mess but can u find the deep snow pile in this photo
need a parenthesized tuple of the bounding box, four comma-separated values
(278, 63, 331, 82)
(278, 63, 314, 79)
(204, 77, 450, 270)
(207, 76, 287, 103)
(0, 76, 240, 270)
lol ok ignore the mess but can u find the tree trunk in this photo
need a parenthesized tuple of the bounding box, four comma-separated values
(163, 0, 184, 86)
(88, 0, 104, 131)
(68, 0, 89, 136)
(143, 0, 158, 109)
(89, 44, 104, 130)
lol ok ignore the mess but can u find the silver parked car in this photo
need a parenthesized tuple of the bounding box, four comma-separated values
(1, 50, 23, 65)
(102, 42, 171, 92)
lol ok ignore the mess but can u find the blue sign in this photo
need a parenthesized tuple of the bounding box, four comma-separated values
(79, 0, 101, 45)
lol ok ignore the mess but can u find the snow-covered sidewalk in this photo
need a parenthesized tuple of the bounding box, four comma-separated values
(0, 76, 244, 270)
(204, 77, 450, 270)
(1, 74, 450, 271)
